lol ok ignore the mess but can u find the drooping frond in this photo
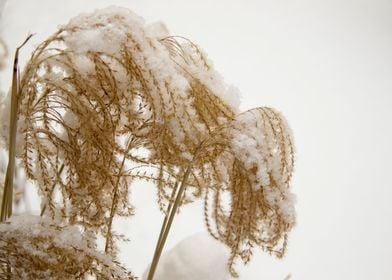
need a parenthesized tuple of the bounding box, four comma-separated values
(197, 107, 296, 276)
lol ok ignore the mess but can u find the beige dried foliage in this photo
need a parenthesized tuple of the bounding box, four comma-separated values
(0, 7, 295, 278)
(16, 9, 235, 254)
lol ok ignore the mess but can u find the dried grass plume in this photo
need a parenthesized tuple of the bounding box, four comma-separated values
(0, 6, 296, 278)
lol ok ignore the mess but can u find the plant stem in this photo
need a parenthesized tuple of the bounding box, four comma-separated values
(147, 166, 192, 280)
(148, 181, 179, 273)
(0, 34, 32, 223)
(155, 182, 178, 256)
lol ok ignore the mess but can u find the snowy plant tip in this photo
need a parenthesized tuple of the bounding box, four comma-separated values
(63, 6, 240, 111)
(0, 215, 135, 279)
(199, 107, 296, 276)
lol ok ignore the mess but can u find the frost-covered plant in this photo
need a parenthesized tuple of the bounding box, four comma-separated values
(0, 215, 134, 279)
(198, 107, 295, 275)
(0, 6, 296, 279)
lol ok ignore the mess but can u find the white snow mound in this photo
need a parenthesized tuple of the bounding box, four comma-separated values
(143, 232, 230, 280)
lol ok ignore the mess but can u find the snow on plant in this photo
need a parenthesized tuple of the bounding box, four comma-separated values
(0, 6, 296, 279)
(0, 215, 134, 279)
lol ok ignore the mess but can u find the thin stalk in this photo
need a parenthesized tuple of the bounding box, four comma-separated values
(147, 166, 192, 280)
(104, 140, 132, 254)
(148, 181, 179, 273)
(0, 35, 32, 223)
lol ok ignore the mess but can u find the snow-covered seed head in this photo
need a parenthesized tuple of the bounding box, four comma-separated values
(198, 107, 296, 275)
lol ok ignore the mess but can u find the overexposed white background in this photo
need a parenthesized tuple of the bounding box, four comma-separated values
(1, 1, 392, 279)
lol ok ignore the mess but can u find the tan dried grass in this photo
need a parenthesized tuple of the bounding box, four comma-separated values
(0, 7, 295, 278)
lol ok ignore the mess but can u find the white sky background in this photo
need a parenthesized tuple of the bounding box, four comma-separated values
(1, 0, 392, 279)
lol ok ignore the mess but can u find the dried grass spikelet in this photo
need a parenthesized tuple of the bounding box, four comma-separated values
(196, 107, 296, 276)
(16, 5, 237, 236)
(0, 215, 135, 279)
